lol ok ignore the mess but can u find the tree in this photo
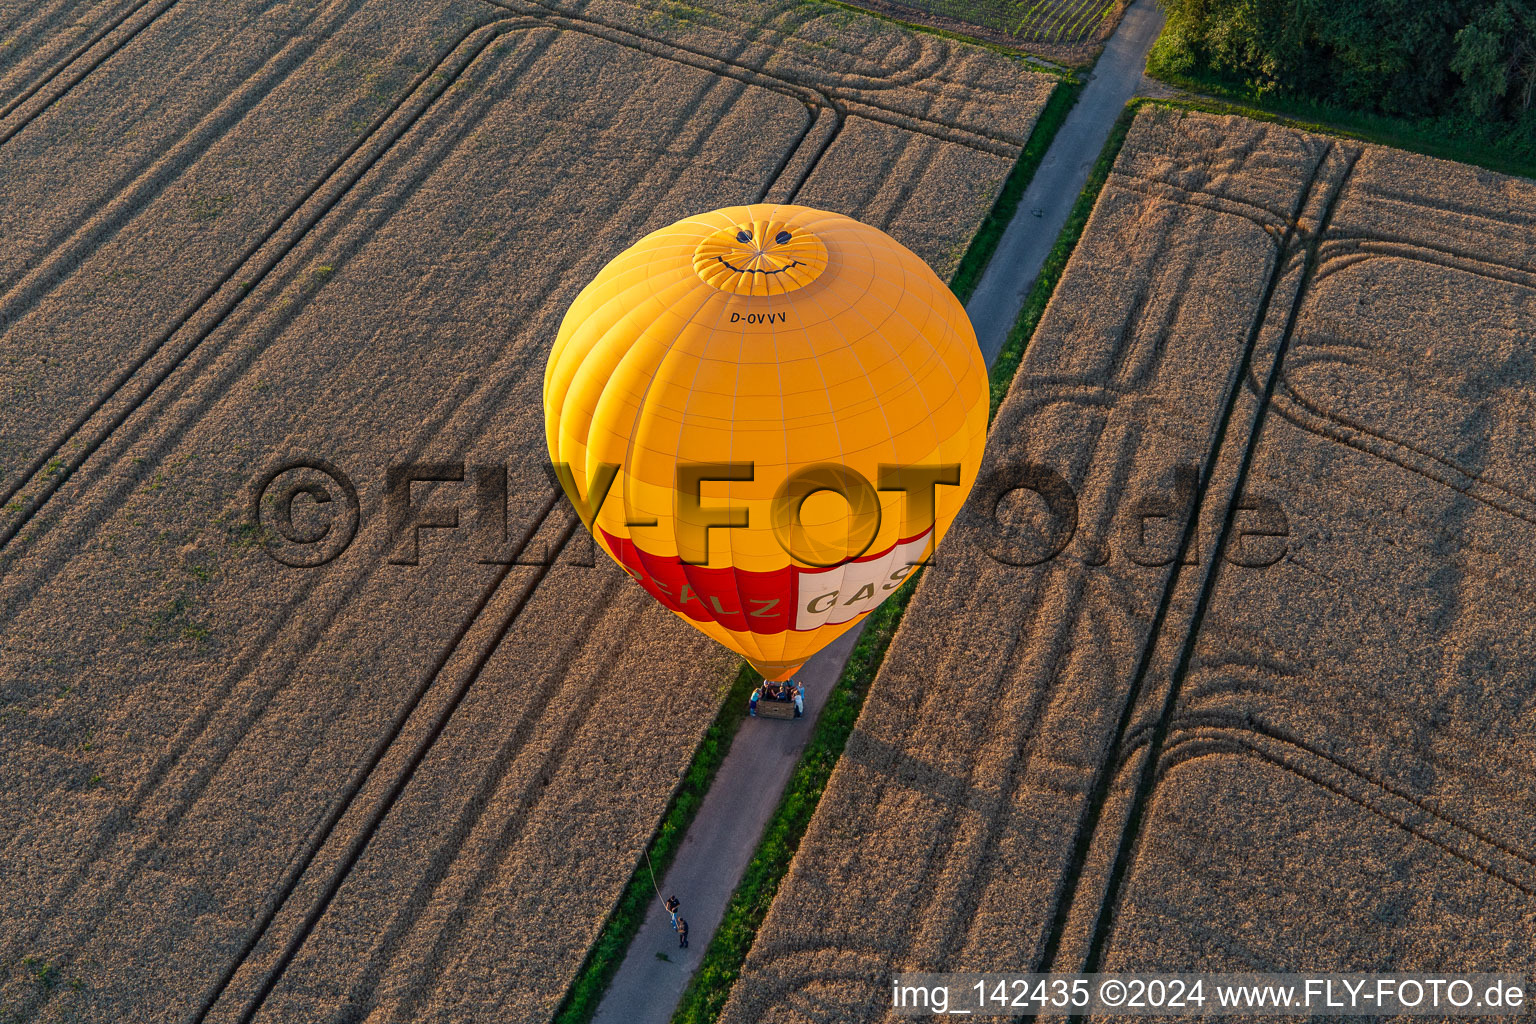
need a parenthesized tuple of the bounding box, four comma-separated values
(1153, 0, 1536, 145)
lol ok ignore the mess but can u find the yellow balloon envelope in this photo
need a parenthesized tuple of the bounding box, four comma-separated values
(544, 204, 987, 680)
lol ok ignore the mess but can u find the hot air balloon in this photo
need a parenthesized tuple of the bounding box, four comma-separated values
(543, 204, 987, 682)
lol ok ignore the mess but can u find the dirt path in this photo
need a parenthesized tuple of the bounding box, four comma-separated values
(967, 0, 1166, 362)
(590, 7, 1166, 1021)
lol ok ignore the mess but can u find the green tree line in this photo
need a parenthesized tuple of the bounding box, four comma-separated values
(1150, 0, 1536, 158)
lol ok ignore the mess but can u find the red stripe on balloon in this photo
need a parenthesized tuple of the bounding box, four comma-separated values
(598, 528, 931, 636)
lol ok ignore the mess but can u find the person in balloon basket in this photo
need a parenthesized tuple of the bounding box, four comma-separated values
(748, 683, 773, 716)
(748, 683, 769, 715)
(748, 681, 804, 717)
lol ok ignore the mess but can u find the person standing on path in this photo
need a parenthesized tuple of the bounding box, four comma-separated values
(665, 895, 679, 932)
(677, 917, 689, 949)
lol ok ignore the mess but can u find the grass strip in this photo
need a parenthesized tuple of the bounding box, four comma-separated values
(552, 663, 761, 1024)
(1145, 66, 1536, 181)
(668, 96, 1145, 1024)
(950, 74, 1085, 306)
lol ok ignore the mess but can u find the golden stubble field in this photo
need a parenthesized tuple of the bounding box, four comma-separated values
(721, 105, 1536, 1022)
(0, 1, 1052, 1021)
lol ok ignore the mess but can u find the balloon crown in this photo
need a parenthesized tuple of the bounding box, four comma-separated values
(692, 219, 829, 296)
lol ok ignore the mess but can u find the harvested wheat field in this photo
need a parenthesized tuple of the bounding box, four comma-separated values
(837, 0, 1129, 62)
(0, 1, 1053, 1021)
(720, 104, 1536, 1021)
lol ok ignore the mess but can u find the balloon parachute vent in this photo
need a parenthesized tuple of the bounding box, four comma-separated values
(692, 219, 829, 296)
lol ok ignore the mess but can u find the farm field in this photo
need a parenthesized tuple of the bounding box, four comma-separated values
(720, 104, 1536, 1020)
(0, 1, 1053, 1022)
(836, 0, 1127, 62)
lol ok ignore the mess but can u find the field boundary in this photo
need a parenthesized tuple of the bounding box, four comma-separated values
(0, 15, 809, 1020)
(820, 0, 1125, 65)
(662, 96, 1142, 1024)
(1144, 68, 1536, 182)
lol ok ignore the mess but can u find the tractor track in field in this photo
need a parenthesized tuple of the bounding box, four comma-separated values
(1043, 139, 1361, 980)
